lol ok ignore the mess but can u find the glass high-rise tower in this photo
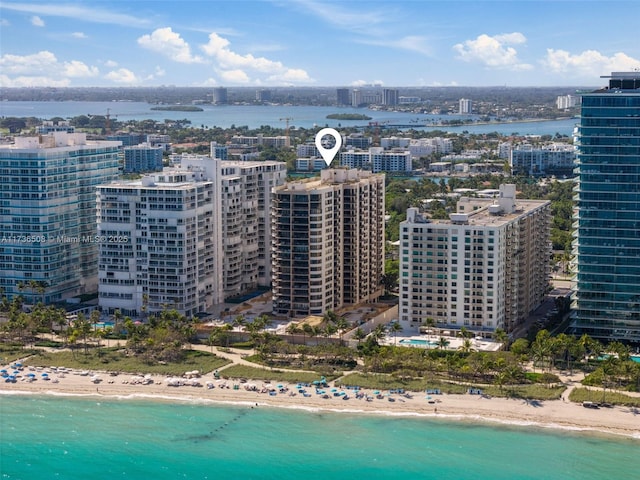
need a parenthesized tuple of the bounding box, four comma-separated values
(572, 71, 640, 343)
(0, 132, 120, 303)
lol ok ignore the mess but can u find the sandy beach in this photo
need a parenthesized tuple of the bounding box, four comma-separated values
(2, 363, 639, 440)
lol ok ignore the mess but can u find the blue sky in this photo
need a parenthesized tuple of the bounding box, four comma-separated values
(1, 0, 639, 88)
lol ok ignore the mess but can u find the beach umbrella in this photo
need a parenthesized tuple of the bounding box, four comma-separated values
(277, 384, 284, 389)
(41, 373, 49, 377)
(330, 388, 338, 392)
(27, 373, 36, 378)
(373, 390, 380, 395)
(0, 369, 7, 373)
(14, 362, 22, 367)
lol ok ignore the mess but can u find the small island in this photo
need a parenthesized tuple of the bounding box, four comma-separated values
(150, 105, 204, 112)
(326, 113, 372, 120)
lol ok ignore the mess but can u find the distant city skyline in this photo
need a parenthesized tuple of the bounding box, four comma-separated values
(1, 1, 639, 89)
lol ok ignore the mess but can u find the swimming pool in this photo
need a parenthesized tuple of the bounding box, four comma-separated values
(399, 338, 439, 347)
(92, 321, 115, 329)
(632, 356, 640, 364)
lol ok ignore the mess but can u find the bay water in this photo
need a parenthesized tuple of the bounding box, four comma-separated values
(1, 394, 637, 479)
(0, 101, 576, 136)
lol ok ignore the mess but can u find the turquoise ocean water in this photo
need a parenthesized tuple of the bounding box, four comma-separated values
(1, 394, 637, 479)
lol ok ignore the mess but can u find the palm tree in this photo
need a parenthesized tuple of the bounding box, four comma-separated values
(302, 323, 313, 345)
(112, 309, 123, 336)
(310, 325, 321, 346)
(335, 317, 349, 344)
(285, 323, 301, 344)
(141, 293, 149, 321)
(222, 323, 233, 347)
(232, 314, 246, 331)
(90, 310, 101, 347)
(437, 336, 450, 350)
(458, 338, 474, 354)
(421, 317, 436, 336)
(322, 310, 339, 325)
(74, 313, 92, 356)
(553, 333, 575, 372)
(390, 321, 403, 345)
(36, 281, 48, 305)
(493, 328, 508, 351)
(207, 330, 220, 352)
(370, 324, 386, 345)
(321, 323, 336, 344)
(16, 281, 25, 302)
(609, 341, 631, 362)
(459, 326, 472, 339)
(530, 331, 553, 372)
(353, 327, 366, 345)
(27, 280, 40, 305)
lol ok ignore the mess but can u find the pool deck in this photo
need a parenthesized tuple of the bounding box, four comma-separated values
(384, 334, 502, 352)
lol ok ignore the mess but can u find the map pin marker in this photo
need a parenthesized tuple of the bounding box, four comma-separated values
(315, 128, 342, 167)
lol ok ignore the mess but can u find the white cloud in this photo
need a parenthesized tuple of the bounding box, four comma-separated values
(0, 51, 101, 86)
(71, 32, 87, 39)
(267, 68, 312, 83)
(105, 68, 140, 84)
(453, 32, 532, 71)
(289, 0, 387, 35)
(31, 15, 45, 27)
(63, 60, 99, 78)
(360, 35, 432, 56)
(201, 32, 312, 85)
(219, 69, 250, 84)
(104, 60, 119, 68)
(138, 27, 205, 64)
(0, 51, 58, 75)
(0, 74, 70, 87)
(0, 19, 10, 27)
(290, 0, 430, 55)
(542, 49, 640, 77)
(2, 2, 149, 27)
(349, 79, 384, 87)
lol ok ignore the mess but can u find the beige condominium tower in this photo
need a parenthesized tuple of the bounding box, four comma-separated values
(399, 184, 551, 336)
(272, 169, 385, 318)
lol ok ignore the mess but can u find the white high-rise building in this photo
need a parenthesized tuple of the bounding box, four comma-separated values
(272, 169, 385, 317)
(399, 185, 551, 335)
(176, 155, 287, 298)
(459, 98, 472, 114)
(97, 171, 216, 317)
(556, 94, 578, 109)
(97, 155, 286, 316)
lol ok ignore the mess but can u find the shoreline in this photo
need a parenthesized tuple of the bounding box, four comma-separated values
(3, 368, 639, 441)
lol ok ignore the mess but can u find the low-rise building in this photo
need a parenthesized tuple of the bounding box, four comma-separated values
(510, 143, 576, 176)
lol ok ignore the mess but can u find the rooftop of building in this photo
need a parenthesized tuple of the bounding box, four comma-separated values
(275, 168, 384, 192)
(405, 184, 549, 228)
(0, 132, 121, 151)
(100, 171, 212, 190)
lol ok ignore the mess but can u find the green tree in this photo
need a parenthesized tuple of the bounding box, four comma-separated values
(390, 321, 403, 345)
(353, 327, 366, 345)
(437, 337, 450, 350)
